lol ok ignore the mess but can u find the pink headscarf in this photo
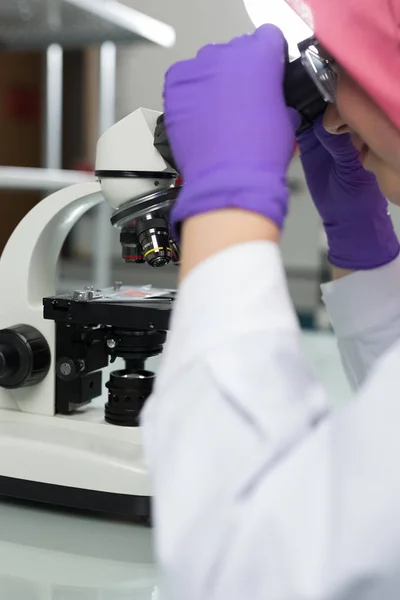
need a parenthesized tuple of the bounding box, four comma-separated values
(285, 0, 400, 131)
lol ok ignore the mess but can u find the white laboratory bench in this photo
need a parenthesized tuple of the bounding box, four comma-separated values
(0, 498, 157, 599)
(0, 330, 349, 600)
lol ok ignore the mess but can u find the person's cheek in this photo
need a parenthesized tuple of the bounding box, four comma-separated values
(336, 73, 400, 173)
(384, 171, 400, 205)
(363, 150, 378, 174)
(335, 74, 375, 142)
(362, 154, 389, 197)
(386, 184, 400, 206)
(368, 155, 400, 205)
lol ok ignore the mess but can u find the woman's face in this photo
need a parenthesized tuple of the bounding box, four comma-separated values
(323, 68, 400, 204)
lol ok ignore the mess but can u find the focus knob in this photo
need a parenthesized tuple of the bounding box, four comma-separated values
(56, 357, 85, 381)
(0, 325, 51, 389)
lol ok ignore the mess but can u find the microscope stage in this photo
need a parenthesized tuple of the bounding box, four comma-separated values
(44, 285, 174, 330)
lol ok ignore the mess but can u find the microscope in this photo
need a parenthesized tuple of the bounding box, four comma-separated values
(0, 108, 179, 520)
(0, 35, 328, 519)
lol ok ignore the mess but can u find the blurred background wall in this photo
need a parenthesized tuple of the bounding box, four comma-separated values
(2, 0, 400, 333)
(0, 51, 42, 251)
(116, 0, 252, 115)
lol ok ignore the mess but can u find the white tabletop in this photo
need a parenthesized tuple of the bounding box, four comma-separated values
(0, 499, 157, 599)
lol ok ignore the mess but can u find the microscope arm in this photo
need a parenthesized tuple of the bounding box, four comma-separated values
(0, 182, 104, 415)
(1, 181, 103, 307)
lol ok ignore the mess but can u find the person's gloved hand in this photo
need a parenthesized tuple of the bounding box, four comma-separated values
(163, 25, 300, 236)
(297, 116, 400, 270)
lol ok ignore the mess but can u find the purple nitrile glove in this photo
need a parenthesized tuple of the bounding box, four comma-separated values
(297, 115, 400, 270)
(163, 25, 301, 236)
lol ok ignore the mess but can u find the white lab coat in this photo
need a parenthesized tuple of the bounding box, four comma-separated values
(142, 241, 400, 600)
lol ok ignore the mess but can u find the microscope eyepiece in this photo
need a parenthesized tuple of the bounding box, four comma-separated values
(284, 56, 327, 133)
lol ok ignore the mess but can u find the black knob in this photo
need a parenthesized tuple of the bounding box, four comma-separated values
(56, 357, 85, 381)
(0, 325, 50, 389)
(105, 369, 155, 427)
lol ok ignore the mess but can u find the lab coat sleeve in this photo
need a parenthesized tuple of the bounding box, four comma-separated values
(321, 255, 400, 389)
(142, 241, 330, 599)
(142, 241, 400, 600)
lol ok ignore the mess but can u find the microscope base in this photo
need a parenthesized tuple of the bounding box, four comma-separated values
(0, 407, 151, 520)
(0, 475, 150, 520)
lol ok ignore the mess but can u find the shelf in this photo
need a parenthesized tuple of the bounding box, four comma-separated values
(0, 166, 94, 191)
(0, 0, 175, 50)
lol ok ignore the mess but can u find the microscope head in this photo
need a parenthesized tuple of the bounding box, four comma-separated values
(95, 107, 177, 210)
(95, 108, 181, 268)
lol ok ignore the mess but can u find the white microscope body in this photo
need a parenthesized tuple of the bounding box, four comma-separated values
(0, 108, 177, 517)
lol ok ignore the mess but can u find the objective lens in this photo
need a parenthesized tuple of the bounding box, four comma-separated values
(136, 216, 172, 268)
(120, 229, 145, 264)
